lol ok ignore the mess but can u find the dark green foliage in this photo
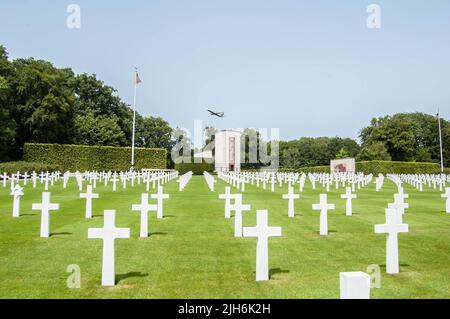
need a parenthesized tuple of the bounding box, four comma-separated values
(23, 143, 166, 172)
(0, 46, 174, 162)
(279, 137, 360, 168)
(279, 166, 330, 173)
(277, 161, 441, 174)
(359, 112, 449, 165)
(356, 142, 392, 161)
(174, 162, 215, 175)
(356, 161, 441, 174)
(0, 161, 61, 174)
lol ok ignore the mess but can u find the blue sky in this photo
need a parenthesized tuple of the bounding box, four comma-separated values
(1, 0, 449, 141)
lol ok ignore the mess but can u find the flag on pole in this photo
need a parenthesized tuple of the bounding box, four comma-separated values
(135, 71, 142, 84)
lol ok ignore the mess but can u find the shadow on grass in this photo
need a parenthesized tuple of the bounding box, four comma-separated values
(116, 272, 148, 284)
(269, 268, 290, 279)
(379, 264, 411, 271)
(164, 215, 176, 218)
(19, 214, 37, 217)
(51, 232, 73, 237)
(149, 232, 168, 237)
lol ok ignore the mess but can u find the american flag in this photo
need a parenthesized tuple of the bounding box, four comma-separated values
(135, 71, 142, 84)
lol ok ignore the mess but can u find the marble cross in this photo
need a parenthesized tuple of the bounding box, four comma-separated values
(375, 208, 408, 274)
(112, 174, 118, 192)
(219, 187, 234, 219)
(80, 185, 99, 219)
(230, 194, 251, 237)
(2, 173, 7, 188)
(388, 194, 409, 216)
(442, 187, 450, 213)
(340, 187, 357, 216)
(282, 186, 300, 218)
(151, 186, 169, 219)
(10, 184, 24, 218)
(243, 210, 282, 281)
(132, 194, 157, 237)
(23, 172, 29, 186)
(312, 194, 335, 236)
(32, 192, 60, 238)
(88, 210, 130, 286)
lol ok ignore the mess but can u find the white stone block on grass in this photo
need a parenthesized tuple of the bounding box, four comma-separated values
(340, 272, 371, 299)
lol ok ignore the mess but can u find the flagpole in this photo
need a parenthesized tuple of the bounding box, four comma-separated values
(437, 109, 444, 173)
(131, 68, 138, 172)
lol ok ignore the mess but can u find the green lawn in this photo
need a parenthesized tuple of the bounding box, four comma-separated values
(0, 175, 449, 299)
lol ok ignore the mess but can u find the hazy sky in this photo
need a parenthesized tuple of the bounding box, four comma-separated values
(1, 0, 449, 141)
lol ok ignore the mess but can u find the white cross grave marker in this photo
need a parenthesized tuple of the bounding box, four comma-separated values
(151, 186, 169, 219)
(243, 210, 282, 281)
(312, 194, 335, 236)
(442, 188, 450, 213)
(32, 192, 60, 238)
(10, 184, 24, 218)
(132, 194, 157, 238)
(88, 210, 130, 286)
(388, 194, 409, 216)
(340, 187, 357, 216)
(374, 208, 408, 274)
(282, 186, 300, 218)
(219, 187, 234, 219)
(230, 194, 251, 237)
(80, 185, 99, 219)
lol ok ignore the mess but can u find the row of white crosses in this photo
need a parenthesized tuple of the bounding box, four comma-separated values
(203, 171, 216, 192)
(64, 170, 178, 192)
(80, 183, 169, 222)
(7, 170, 174, 287)
(374, 181, 409, 274)
(218, 172, 360, 229)
(2, 171, 62, 190)
(218, 186, 282, 281)
(218, 171, 374, 197)
(389, 174, 449, 213)
(3, 170, 178, 193)
(178, 171, 193, 191)
(10, 184, 61, 238)
(85, 184, 171, 286)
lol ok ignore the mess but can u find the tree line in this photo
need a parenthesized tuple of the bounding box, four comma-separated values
(0, 46, 173, 162)
(1, 45, 448, 168)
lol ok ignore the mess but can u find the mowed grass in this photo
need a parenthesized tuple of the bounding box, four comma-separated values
(0, 175, 449, 299)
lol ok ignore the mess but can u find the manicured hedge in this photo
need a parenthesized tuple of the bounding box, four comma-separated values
(23, 143, 166, 172)
(356, 161, 442, 174)
(277, 161, 444, 174)
(175, 161, 215, 175)
(0, 161, 62, 174)
(280, 166, 330, 173)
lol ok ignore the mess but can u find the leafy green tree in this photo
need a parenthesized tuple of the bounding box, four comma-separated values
(138, 116, 173, 149)
(280, 137, 360, 168)
(359, 112, 449, 164)
(336, 148, 351, 159)
(73, 111, 126, 146)
(0, 47, 17, 160)
(71, 73, 133, 145)
(8, 58, 75, 148)
(356, 142, 391, 161)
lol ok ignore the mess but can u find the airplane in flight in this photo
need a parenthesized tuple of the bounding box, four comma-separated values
(207, 109, 225, 118)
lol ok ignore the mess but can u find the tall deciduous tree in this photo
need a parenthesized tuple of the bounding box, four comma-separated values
(359, 112, 449, 164)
